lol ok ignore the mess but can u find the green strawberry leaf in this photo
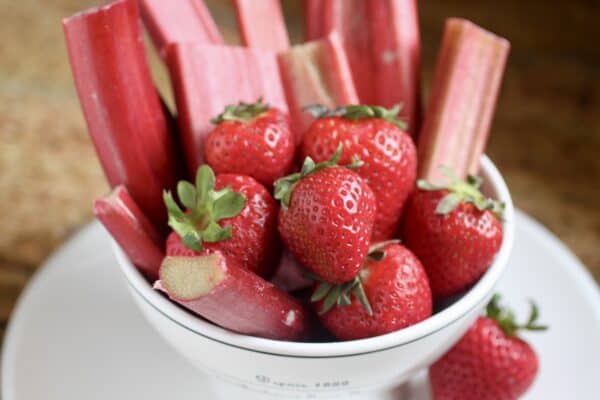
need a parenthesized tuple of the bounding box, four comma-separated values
(486, 293, 548, 337)
(177, 181, 197, 210)
(274, 144, 362, 208)
(419, 166, 506, 220)
(304, 104, 408, 130)
(311, 276, 373, 316)
(196, 165, 215, 206)
(213, 189, 246, 220)
(211, 97, 269, 124)
(311, 281, 333, 302)
(202, 221, 232, 242)
(164, 165, 246, 252)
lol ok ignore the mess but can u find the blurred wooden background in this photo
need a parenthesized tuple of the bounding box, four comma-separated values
(0, 0, 598, 343)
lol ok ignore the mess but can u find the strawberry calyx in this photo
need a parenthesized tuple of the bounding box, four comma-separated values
(310, 274, 373, 316)
(417, 166, 505, 219)
(304, 103, 408, 130)
(163, 165, 246, 252)
(210, 97, 270, 124)
(486, 294, 548, 337)
(274, 144, 363, 208)
(308, 242, 401, 316)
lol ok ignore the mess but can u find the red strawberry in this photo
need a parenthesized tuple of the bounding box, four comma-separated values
(275, 148, 376, 283)
(302, 104, 417, 241)
(430, 294, 547, 400)
(204, 99, 295, 187)
(402, 170, 504, 298)
(164, 165, 280, 278)
(313, 241, 432, 340)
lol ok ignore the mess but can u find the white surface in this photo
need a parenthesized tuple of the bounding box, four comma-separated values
(2, 211, 599, 400)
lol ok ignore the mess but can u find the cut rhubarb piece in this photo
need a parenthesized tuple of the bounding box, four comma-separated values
(233, 0, 290, 51)
(63, 0, 181, 226)
(417, 19, 510, 182)
(323, 0, 374, 104)
(270, 250, 313, 293)
(94, 185, 164, 280)
(157, 254, 313, 341)
(167, 43, 288, 173)
(369, 0, 422, 134)
(302, 0, 325, 41)
(277, 32, 359, 139)
(139, 0, 223, 57)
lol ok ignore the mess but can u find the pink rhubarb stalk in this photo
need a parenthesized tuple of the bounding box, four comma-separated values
(323, 0, 374, 104)
(369, 0, 422, 134)
(94, 185, 164, 280)
(167, 43, 288, 174)
(63, 0, 181, 226)
(277, 32, 359, 139)
(139, 0, 223, 58)
(270, 250, 313, 293)
(157, 254, 312, 341)
(233, 0, 290, 52)
(417, 19, 510, 182)
(302, 0, 326, 41)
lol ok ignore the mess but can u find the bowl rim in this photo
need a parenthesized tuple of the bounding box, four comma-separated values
(114, 155, 515, 358)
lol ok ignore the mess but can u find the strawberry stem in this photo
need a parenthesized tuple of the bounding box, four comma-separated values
(163, 165, 246, 251)
(486, 294, 548, 337)
(210, 97, 270, 124)
(417, 166, 505, 219)
(304, 103, 408, 130)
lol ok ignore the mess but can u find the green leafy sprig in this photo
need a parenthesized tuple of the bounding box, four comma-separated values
(274, 144, 363, 208)
(304, 103, 408, 130)
(211, 97, 269, 124)
(417, 166, 505, 219)
(486, 294, 548, 337)
(163, 165, 246, 252)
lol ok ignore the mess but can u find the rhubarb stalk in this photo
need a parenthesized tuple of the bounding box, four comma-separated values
(167, 43, 288, 174)
(369, 0, 422, 134)
(63, 0, 181, 226)
(302, 0, 326, 41)
(323, 0, 374, 104)
(157, 254, 313, 341)
(277, 32, 359, 139)
(233, 0, 290, 51)
(270, 250, 313, 293)
(417, 19, 510, 182)
(139, 0, 223, 58)
(94, 186, 164, 280)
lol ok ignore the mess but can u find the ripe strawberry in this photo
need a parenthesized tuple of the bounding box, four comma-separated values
(402, 170, 504, 298)
(302, 104, 417, 240)
(430, 294, 547, 400)
(164, 165, 280, 278)
(204, 98, 295, 187)
(312, 241, 432, 340)
(275, 147, 376, 283)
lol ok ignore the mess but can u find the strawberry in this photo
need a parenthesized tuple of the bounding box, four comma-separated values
(275, 147, 376, 284)
(430, 294, 547, 400)
(302, 104, 417, 241)
(402, 169, 504, 298)
(204, 98, 295, 187)
(164, 165, 280, 278)
(312, 241, 432, 340)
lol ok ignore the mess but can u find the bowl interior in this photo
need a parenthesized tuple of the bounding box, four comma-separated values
(114, 155, 515, 357)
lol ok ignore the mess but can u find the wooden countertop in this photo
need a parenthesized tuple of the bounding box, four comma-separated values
(1, 0, 598, 343)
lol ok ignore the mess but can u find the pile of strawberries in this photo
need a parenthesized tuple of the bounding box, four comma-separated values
(68, 1, 547, 398)
(158, 100, 547, 400)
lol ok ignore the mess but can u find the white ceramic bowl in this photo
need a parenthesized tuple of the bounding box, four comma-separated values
(114, 156, 514, 399)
